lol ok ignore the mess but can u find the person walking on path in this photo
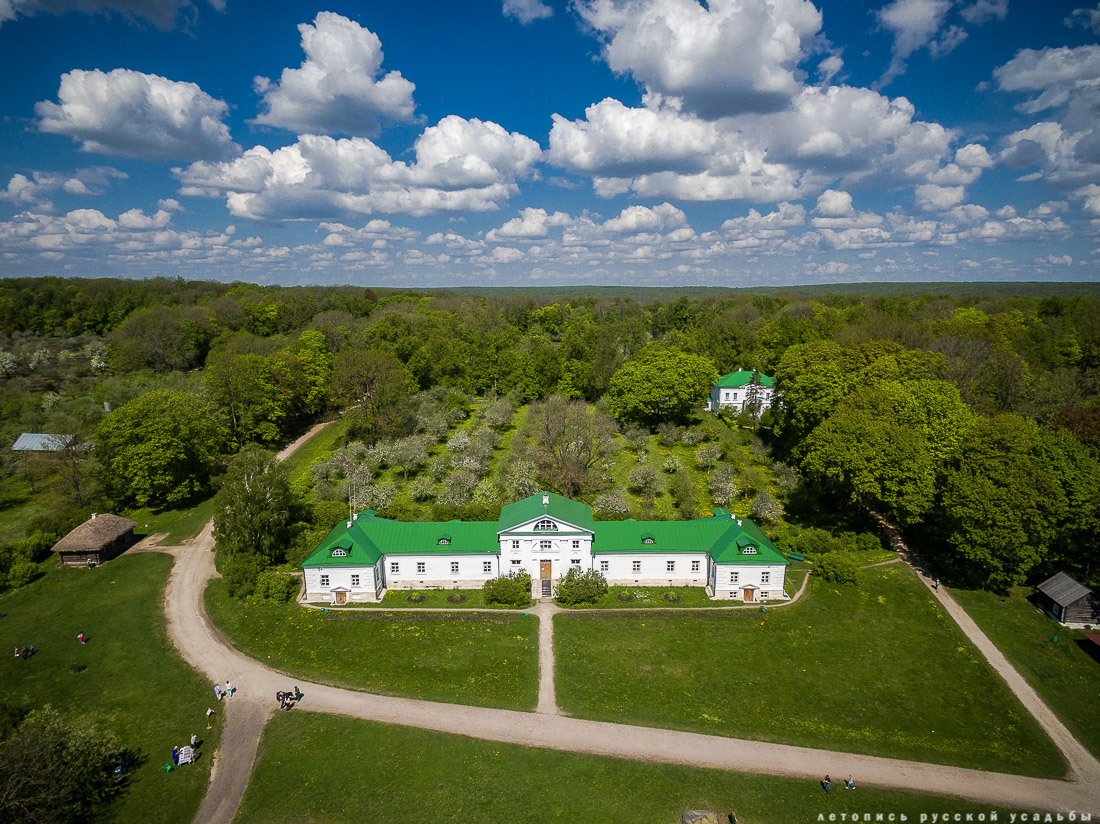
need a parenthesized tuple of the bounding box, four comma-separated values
(934, 579, 940, 591)
(277, 691, 284, 710)
(823, 775, 831, 793)
(293, 685, 302, 702)
(225, 679, 233, 697)
(214, 683, 222, 701)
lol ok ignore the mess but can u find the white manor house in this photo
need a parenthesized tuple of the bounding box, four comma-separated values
(301, 491, 789, 604)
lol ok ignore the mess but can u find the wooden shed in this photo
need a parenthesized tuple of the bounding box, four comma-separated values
(1036, 572, 1100, 627)
(51, 513, 138, 567)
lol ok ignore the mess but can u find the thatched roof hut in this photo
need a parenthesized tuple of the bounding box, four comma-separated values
(51, 513, 137, 567)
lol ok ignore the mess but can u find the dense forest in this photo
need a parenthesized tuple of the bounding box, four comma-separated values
(1, 276, 1097, 595)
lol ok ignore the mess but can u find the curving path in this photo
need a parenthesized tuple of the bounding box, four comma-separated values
(157, 422, 1100, 824)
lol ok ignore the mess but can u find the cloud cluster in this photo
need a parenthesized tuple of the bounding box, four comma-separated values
(253, 12, 418, 137)
(0, 0, 217, 29)
(0, 166, 127, 205)
(503, 0, 553, 24)
(36, 68, 238, 161)
(576, 0, 822, 118)
(177, 116, 542, 218)
(994, 44, 1100, 202)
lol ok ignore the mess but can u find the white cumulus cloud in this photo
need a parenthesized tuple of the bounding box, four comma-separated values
(253, 12, 418, 137)
(576, 0, 822, 118)
(503, 0, 552, 24)
(36, 68, 238, 162)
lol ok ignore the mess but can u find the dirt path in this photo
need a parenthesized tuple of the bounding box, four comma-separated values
(162, 420, 1100, 821)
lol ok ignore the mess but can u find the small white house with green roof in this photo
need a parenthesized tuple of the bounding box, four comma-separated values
(708, 369, 776, 415)
(301, 491, 788, 604)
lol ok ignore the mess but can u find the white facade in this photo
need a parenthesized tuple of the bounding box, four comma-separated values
(596, 552, 710, 587)
(709, 382, 775, 414)
(381, 554, 500, 591)
(709, 562, 787, 601)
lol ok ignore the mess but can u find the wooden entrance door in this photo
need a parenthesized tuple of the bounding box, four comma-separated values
(540, 560, 552, 597)
(334, 591, 347, 605)
(743, 588, 755, 603)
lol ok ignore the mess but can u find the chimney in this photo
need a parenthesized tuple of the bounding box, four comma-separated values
(346, 520, 352, 528)
(91, 513, 97, 519)
(353, 513, 358, 520)
(542, 493, 549, 506)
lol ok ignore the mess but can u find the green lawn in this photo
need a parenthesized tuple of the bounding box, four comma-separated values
(234, 712, 1031, 824)
(0, 475, 52, 544)
(206, 579, 538, 710)
(310, 587, 528, 610)
(0, 553, 222, 824)
(555, 563, 1064, 776)
(125, 496, 215, 544)
(283, 414, 353, 490)
(950, 585, 1100, 760)
(558, 586, 725, 609)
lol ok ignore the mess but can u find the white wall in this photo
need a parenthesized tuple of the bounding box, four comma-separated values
(711, 563, 787, 601)
(594, 552, 709, 587)
(381, 554, 500, 591)
(302, 564, 379, 602)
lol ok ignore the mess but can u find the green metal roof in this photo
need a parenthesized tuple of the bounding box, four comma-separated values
(497, 491, 594, 532)
(301, 498, 786, 568)
(714, 370, 775, 389)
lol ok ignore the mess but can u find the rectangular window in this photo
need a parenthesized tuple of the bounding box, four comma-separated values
(730, 571, 739, 584)
(539, 540, 551, 551)
(666, 560, 675, 572)
(572, 540, 580, 549)
(691, 560, 700, 573)
(417, 562, 426, 574)
(732, 392, 738, 400)
(483, 561, 492, 574)
(511, 558, 521, 566)
(512, 540, 519, 549)
(571, 558, 581, 566)
(351, 574, 360, 586)
(724, 391, 730, 400)
(450, 562, 459, 574)
(761, 571, 770, 584)
(390, 562, 399, 574)
(632, 560, 641, 573)
(320, 574, 329, 587)
(600, 559, 609, 573)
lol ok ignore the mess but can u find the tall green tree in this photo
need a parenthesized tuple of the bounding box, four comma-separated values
(607, 347, 717, 425)
(328, 348, 417, 444)
(213, 446, 297, 596)
(95, 391, 228, 506)
(0, 707, 127, 824)
(529, 395, 617, 499)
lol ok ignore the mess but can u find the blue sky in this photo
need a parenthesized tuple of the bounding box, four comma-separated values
(1, 0, 1098, 287)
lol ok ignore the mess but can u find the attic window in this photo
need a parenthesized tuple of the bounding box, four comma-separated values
(742, 547, 757, 555)
(535, 519, 557, 531)
(643, 537, 654, 545)
(438, 537, 450, 545)
(331, 548, 347, 557)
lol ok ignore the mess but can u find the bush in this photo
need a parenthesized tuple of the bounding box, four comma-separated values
(661, 455, 682, 474)
(483, 570, 532, 607)
(554, 567, 609, 606)
(679, 427, 705, 446)
(656, 423, 681, 446)
(628, 462, 662, 495)
(6, 561, 40, 589)
(254, 568, 300, 603)
(694, 441, 721, 469)
(223, 553, 269, 598)
(594, 488, 631, 518)
(814, 552, 862, 586)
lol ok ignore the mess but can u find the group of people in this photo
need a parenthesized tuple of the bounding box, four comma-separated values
(13, 645, 35, 660)
(167, 734, 200, 774)
(214, 679, 234, 700)
(277, 687, 302, 710)
(822, 775, 855, 792)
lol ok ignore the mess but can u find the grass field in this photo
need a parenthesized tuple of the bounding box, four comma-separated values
(950, 586, 1100, 760)
(234, 712, 1032, 824)
(125, 496, 215, 544)
(0, 475, 50, 545)
(0, 552, 221, 824)
(206, 579, 538, 710)
(554, 563, 1064, 776)
(309, 587, 528, 610)
(283, 414, 354, 490)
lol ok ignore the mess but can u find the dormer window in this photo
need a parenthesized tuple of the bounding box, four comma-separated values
(742, 547, 757, 555)
(331, 548, 347, 557)
(535, 519, 557, 531)
(438, 538, 450, 545)
(643, 537, 654, 545)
